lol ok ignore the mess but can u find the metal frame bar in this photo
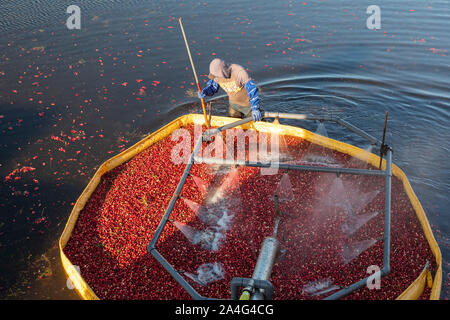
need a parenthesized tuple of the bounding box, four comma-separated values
(194, 157, 387, 176)
(147, 134, 213, 300)
(147, 112, 393, 300)
(202, 116, 254, 140)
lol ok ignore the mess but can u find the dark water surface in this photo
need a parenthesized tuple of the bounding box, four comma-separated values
(0, 0, 448, 299)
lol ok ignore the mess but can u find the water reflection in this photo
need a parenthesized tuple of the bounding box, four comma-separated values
(0, 0, 448, 299)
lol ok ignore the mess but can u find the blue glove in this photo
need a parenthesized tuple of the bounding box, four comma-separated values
(251, 108, 263, 122)
(244, 80, 263, 121)
(199, 79, 220, 99)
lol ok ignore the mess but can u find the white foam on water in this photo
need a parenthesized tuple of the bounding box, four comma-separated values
(178, 168, 243, 251)
(342, 238, 378, 264)
(195, 228, 226, 251)
(196, 205, 234, 230)
(174, 208, 233, 251)
(197, 208, 222, 226)
(172, 221, 223, 251)
(208, 230, 226, 251)
(202, 191, 239, 229)
(184, 262, 225, 286)
(182, 196, 229, 227)
(215, 210, 234, 232)
(195, 228, 225, 251)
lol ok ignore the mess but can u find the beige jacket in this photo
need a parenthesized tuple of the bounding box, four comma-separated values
(208, 64, 251, 107)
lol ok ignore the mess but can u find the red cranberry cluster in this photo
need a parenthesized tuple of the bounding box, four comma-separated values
(64, 126, 435, 300)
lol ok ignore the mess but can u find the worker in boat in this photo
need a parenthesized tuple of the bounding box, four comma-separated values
(198, 58, 263, 122)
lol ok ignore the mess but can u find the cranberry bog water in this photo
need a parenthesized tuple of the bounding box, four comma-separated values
(59, 114, 442, 300)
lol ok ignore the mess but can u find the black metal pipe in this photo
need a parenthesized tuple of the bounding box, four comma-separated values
(203, 117, 254, 140)
(383, 149, 393, 271)
(324, 266, 389, 300)
(150, 249, 209, 300)
(195, 157, 387, 176)
(263, 111, 335, 122)
(148, 134, 203, 249)
(336, 118, 382, 147)
(262, 112, 381, 146)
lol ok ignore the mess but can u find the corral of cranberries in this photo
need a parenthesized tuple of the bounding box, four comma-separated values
(64, 125, 436, 300)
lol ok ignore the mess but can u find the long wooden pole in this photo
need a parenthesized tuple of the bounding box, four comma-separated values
(379, 111, 388, 169)
(178, 18, 209, 128)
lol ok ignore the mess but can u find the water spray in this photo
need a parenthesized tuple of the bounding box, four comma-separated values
(148, 112, 395, 300)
